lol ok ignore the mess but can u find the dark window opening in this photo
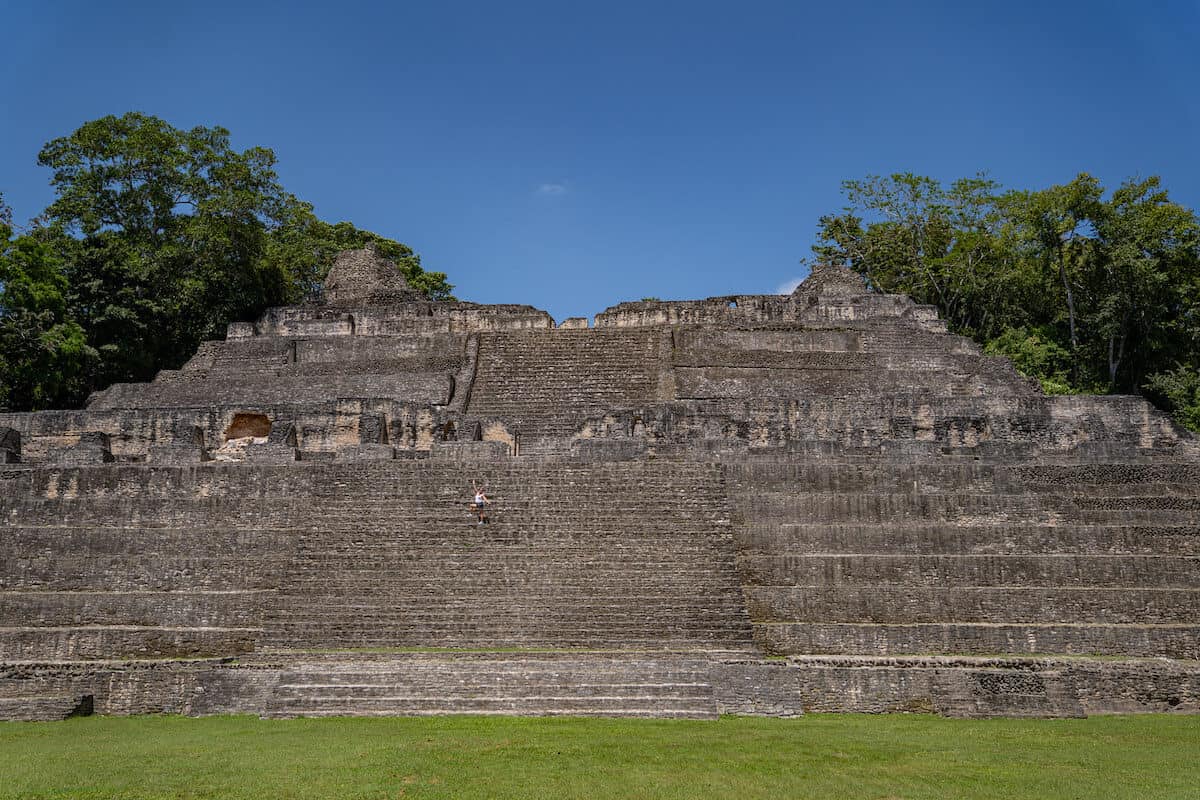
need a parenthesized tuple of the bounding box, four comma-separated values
(68, 694, 94, 717)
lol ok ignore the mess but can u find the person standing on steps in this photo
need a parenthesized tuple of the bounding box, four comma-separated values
(472, 484, 491, 525)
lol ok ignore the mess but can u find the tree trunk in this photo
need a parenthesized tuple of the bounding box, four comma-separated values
(1108, 335, 1117, 388)
(1057, 245, 1079, 384)
(1108, 318, 1128, 389)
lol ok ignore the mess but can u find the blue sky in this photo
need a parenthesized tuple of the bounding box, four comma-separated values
(2, 1, 1198, 322)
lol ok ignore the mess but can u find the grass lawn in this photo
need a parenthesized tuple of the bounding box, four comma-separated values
(0, 713, 1196, 799)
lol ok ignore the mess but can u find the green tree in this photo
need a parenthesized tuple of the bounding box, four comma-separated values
(0, 197, 98, 410)
(34, 113, 451, 397)
(810, 172, 1200, 427)
(983, 326, 1074, 395)
(1145, 366, 1200, 431)
(1092, 177, 1200, 389)
(998, 174, 1105, 385)
(37, 113, 294, 385)
(811, 173, 1030, 340)
(262, 202, 453, 303)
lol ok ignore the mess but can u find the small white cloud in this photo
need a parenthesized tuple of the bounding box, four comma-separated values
(775, 276, 804, 294)
(535, 182, 568, 196)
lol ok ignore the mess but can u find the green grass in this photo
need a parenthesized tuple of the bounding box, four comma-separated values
(1, 714, 1197, 799)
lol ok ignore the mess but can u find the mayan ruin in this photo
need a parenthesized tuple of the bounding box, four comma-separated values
(1, 245, 1197, 722)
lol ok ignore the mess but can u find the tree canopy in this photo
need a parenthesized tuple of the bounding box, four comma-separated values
(811, 172, 1200, 429)
(0, 113, 453, 411)
(0, 193, 98, 411)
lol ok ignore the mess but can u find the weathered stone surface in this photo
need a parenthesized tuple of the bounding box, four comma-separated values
(323, 244, 423, 306)
(790, 263, 867, 299)
(1, 257, 1197, 720)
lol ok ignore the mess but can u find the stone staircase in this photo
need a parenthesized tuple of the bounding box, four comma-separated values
(260, 461, 753, 651)
(466, 329, 667, 452)
(262, 652, 722, 719)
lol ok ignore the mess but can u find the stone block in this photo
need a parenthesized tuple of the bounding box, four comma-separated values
(429, 440, 511, 460)
(49, 431, 114, 465)
(242, 443, 300, 463)
(932, 668, 1084, 719)
(226, 322, 255, 339)
(571, 439, 646, 460)
(334, 444, 396, 461)
(146, 443, 209, 465)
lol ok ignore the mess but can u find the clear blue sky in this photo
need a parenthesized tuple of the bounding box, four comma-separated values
(2, 1, 1197, 322)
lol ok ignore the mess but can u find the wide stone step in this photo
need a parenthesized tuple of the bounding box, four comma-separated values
(268, 695, 712, 714)
(738, 554, 1200, 587)
(10, 494, 732, 510)
(263, 623, 749, 639)
(931, 668, 1085, 718)
(745, 586, 1200, 625)
(276, 667, 713, 683)
(737, 498, 1051, 524)
(263, 626, 753, 643)
(1070, 509, 1200, 524)
(3, 509, 734, 530)
(8, 460, 726, 491)
(0, 625, 261, 660)
(262, 649, 719, 719)
(265, 614, 752, 630)
(757, 621, 1200, 659)
(781, 653, 1200, 715)
(267, 705, 718, 719)
(0, 559, 278, 591)
(276, 573, 740, 586)
(739, 522, 1200, 556)
(0, 590, 271, 627)
(1007, 464, 1200, 487)
(0, 528, 290, 555)
(268, 596, 746, 610)
(277, 664, 715, 679)
(267, 603, 748, 617)
(0, 694, 82, 722)
(274, 681, 711, 699)
(261, 634, 744, 649)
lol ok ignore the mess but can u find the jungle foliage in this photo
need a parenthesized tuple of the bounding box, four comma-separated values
(0, 113, 452, 411)
(810, 172, 1200, 430)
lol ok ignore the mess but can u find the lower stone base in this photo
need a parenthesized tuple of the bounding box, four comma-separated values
(784, 655, 1200, 717)
(2, 653, 1196, 722)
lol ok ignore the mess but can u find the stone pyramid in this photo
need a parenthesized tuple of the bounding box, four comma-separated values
(1, 258, 1197, 721)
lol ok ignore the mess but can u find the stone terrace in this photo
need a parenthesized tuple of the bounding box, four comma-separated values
(0, 251, 1196, 720)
